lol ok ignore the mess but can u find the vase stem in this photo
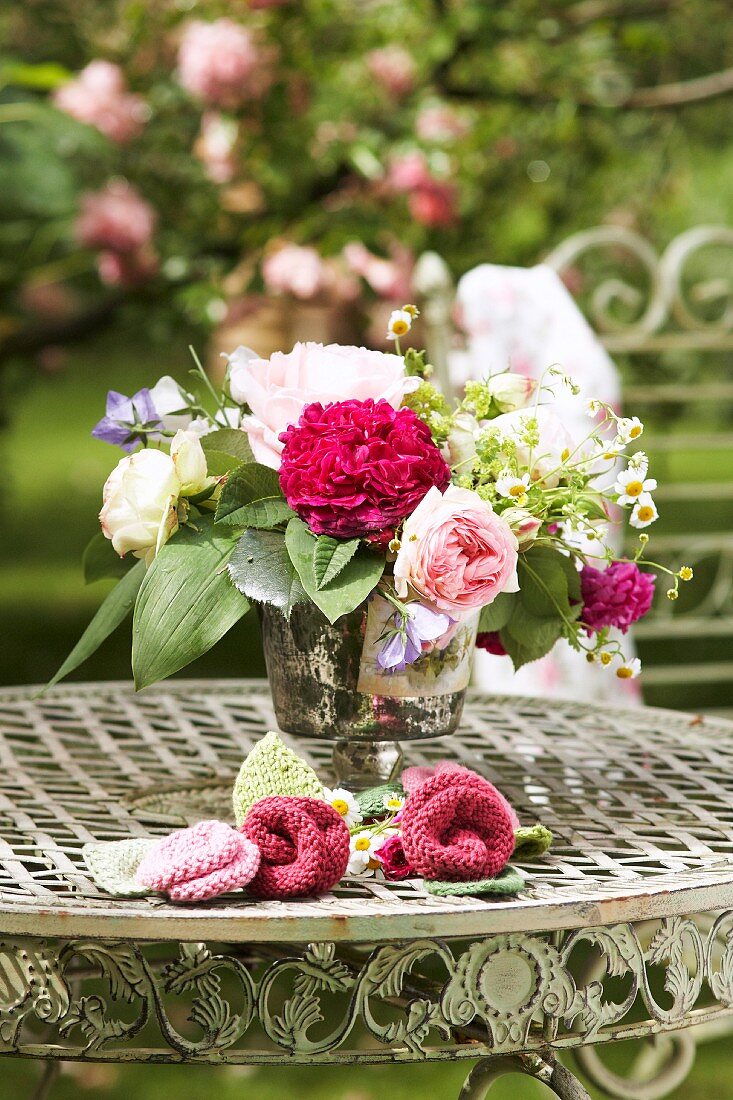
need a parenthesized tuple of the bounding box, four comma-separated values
(332, 739, 403, 791)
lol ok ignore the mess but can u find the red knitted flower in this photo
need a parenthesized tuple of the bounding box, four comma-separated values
(580, 562, 655, 634)
(400, 765, 515, 882)
(278, 398, 451, 538)
(241, 796, 350, 899)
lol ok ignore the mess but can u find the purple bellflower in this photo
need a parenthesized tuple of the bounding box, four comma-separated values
(377, 601, 453, 672)
(92, 388, 163, 451)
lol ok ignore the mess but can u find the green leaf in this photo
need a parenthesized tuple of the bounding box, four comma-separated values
(517, 545, 578, 619)
(285, 518, 384, 624)
(501, 603, 564, 671)
(228, 528, 307, 617)
(478, 591, 515, 633)
(200, 429, 255, 467)
(199, 449, 239, 477)
(132, 517, 248, 690)
(44, 560, 146, 691)
(215, 462, 283, 525)
(83, 532, 134, 584)
(222, 497, 294, 530)
(313, 535, 360, 590)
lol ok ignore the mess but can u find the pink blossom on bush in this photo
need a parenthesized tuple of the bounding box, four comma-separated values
(177, 19, 273, 108)
(343, 241, 413, 300)
(388, 152, 434, 192)
(366, 47, 416, 98)
(580, 562, 655, 634)
(279, 399, 451, 538)
(195, 112, 238, 184)
(409, 181, 456, 227)
(416, 104, 468, 142)
(262, 243, 328, 300)
(97, 247, 159, 287)
(248, 0, 288, 7)
(75, 181, 156, 254)
(53, 60, 148, 144)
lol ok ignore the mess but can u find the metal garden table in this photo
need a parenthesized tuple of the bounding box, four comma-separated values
(2, 680, 733, 1100)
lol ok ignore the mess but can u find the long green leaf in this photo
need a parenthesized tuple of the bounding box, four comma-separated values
(132, 518, 249, 689)
(285, 518, 384, 624)
(229, 528, 307, 617)
(83, 531, 134, 584)
(313, 535, 360, 589)
(44, 560, 146, 691)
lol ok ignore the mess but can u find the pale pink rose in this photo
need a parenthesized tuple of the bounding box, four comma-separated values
(366, 47, 416, 98)
(262, 244, 328, 300)
(228, 342, 419, 467)
(389, 152, 433, 192)
(195, 112, 238, 184)
(76, 181, 156, 253)
(416, 104, 468, 142)
(177, 19, 273, 108)
(54, 60, 148, 144)
(394, 485, 519, 614)
(343, 241, 413, 300)
(489, 407, 577, 489)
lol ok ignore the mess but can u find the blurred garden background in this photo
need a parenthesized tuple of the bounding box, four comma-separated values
(2, 0, 733, 1095)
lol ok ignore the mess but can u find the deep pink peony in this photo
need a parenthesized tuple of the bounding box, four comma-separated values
(580, 562, 655, 634)
(476, 631, 507, 656)
(279, 399, 451, 538)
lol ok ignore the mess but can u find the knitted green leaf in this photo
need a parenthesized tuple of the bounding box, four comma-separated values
(424, 866, 525, 897)
(233, 731, 323, 825)
(513, 824, 553, 859)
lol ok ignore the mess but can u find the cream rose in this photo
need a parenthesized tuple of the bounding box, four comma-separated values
(170, 429, 209, 495)
(100, 449, 181, 563)
(394, 485, 519, 614)
(227, 341, 419, 468)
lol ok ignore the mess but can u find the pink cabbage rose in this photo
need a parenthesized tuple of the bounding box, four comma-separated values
(54, 60, 147, 144)
(394, 485, 519, 613)
(177, 19, 273, 108)
(228, 342, 419, 468)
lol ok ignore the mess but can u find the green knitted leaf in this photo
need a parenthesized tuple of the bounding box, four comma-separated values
(232, 731, 323, 826)
(356, 783, 405, 820)
(513, 824, 553, 859)
(424, 866, 525, 897)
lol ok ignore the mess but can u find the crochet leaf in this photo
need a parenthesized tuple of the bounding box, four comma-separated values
(514, 824, 553, 859)
(233, 731, 323, 825)
(313, 536, 359, 590)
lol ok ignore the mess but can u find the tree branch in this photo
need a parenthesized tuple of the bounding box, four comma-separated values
(627, 67, 733, 107)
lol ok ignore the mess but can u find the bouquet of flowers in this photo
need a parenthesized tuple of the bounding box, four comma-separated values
(52, 307, 690, 691)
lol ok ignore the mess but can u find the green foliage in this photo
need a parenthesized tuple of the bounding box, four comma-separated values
(132, 517, 248, 689)
(478, 592, 514, 633)
(200, 430, 255, 467)
(215, 461, 285, 528)
(228, 527, 306, 617)
(312, 535, 360, 589)
(499, 544, 582, 670)
(82, 532, 133, 584)
(285, 517, 384, 624)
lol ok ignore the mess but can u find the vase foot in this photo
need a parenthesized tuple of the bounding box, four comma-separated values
(332, 739, 403, 790)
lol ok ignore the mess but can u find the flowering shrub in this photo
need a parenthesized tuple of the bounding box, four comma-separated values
(51, 312, 690, 692)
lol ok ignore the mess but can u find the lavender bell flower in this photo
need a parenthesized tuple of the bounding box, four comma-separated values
(377, 601, 454, 672)
(92, 388, 163, 451)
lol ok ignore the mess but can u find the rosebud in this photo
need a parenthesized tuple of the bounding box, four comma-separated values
(170, 429, 209, 495)
(501, 507, 541, 548)
(487, 372, 535, 414)
(446, 411, 479, 468)
(100, 449, 180, 563)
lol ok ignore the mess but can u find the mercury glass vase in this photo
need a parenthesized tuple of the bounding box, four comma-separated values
(259, 597, 479, 789)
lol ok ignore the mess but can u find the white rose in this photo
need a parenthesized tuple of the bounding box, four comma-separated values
(489, 406, 576, 489)
(100, 449, 181, 564)
(227, 341, 419, 468)
(170, 429, 209, 495)
(487, 372, 535, 413)
(149, 375, 193, 432)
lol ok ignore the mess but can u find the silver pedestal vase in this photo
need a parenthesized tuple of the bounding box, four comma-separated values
(260, 598, 478, 789)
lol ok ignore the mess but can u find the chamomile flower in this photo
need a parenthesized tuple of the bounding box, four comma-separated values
(615, 467, 657, 505)
(382, 792, 405, 814)
(322, 787, 362, 828)
(630, 494, 658, 529)
(347, 831, 381, 876)
(616, 657, 642, 680)
(616, 416, 644, 445)
(584, 398, 602, 417)
(386, 309, 413, 341)
(496, 469, 530, 503)
(628, 450, 649, 475)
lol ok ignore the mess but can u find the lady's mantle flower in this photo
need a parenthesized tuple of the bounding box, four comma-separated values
(377, 601, 453, 672)
(386, 309, 413, 341)
(374, 833, 415, 881)
(630, 495, 658, 529)
(616, 657, 642, 680)
(616, 416, 644, 444)
(347, 831, 381, 876)
(615, 466, 657, 506)
(496, 469, 530, 503)
(322, 787, 362, 828)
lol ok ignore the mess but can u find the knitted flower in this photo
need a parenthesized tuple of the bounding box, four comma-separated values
(400, 765, 516, 882)
(242, 796, 350, 898)
(135, 820, 260, 902)
(279, 399, 451, 538)
(580, 562, 655, 634)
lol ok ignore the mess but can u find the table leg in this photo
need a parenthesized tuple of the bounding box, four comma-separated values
(459, 1052, 593, 1100)
(31, 1060, 60, 1100)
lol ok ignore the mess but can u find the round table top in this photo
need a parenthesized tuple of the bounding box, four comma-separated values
(1, 679, 733, 944)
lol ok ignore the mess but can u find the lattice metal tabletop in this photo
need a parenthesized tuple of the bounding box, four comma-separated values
(2, 680, 733, 1100)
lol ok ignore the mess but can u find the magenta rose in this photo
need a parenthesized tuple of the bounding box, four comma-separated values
(580, 562, 655, 634)
(279, 399, 451, 538)
(374, 833, 415, 881)
(394, 485, 519, 614)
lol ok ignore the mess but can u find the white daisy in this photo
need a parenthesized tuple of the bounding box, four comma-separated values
(386, 309, 413, 341)
(615, 416, 644, 445)
(616, 657, 642, 680)
(628, 450, 649, 476)
(382, 792, 405, 814)
(322, 787, 362, 828)
(630, 494, 659, 529)
(496, 469, 531, 502)
(615, 467, 657, 505)
(347, 831, 380, 876)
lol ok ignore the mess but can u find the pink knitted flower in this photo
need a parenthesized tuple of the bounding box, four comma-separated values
(580, 562, 655, 634)
(177, 19, 273, 108)
(135, 820, 261, 902)
(279, 398, 451, 538)
(400, 765, 516, 881)
(402, 761, 520, 829)
(242, 796, 350, 899)
(54, 60, 147, 144)
(374, 834, 415, 881)
(76, 181, 156, 254)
